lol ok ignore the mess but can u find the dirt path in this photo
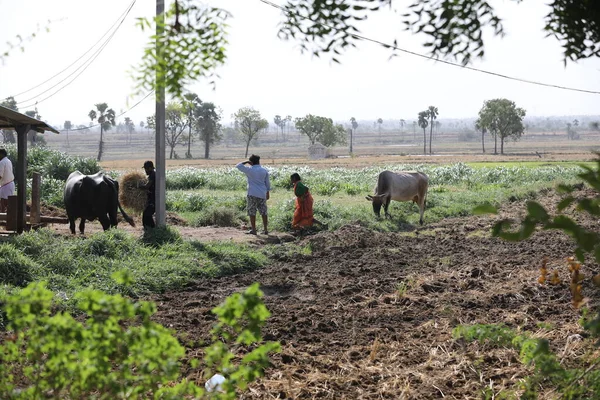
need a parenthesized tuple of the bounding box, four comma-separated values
(45, 210, 294, 244)
(147, 188, 599, 399)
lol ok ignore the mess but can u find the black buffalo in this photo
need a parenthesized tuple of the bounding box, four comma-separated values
(64, 171, 135, 234)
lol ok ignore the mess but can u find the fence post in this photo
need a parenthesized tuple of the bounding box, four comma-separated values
(31, 172, 41, 224)
(6, 195, 17, 231)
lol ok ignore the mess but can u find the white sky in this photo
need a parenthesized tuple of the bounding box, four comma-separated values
(1, 0, 599, 129)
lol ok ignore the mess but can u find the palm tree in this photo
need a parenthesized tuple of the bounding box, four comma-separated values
(418, 111, 429, 155)
(350, 117, 358, 153)
(475, 120, 486, 153)
(377, 118, 383, 142)
(412, 121, 417, 141)
(182, 93, 202, 158)
(88, 102, 116, 161)
(427, 106, 438, 155)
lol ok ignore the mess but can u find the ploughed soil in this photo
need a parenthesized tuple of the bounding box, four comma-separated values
(149, 187, 600, 399)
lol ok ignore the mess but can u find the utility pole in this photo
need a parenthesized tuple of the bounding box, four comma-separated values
(155, 0, 166, 226)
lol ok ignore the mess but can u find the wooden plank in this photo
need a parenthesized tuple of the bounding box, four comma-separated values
(0, 213, 68, 224)
(15, 124, 30, 234)
(6, 195, 17, 231)
(30, 172, 41, 224)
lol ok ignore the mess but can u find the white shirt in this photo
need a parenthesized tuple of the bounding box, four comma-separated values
(0, 157, 15, 186)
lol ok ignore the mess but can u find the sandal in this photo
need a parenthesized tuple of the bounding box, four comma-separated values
(261, 230, 269, 235)
(245, 229, 257, 235)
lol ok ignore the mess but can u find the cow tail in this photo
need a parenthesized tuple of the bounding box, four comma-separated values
(118, 201, 136, 227)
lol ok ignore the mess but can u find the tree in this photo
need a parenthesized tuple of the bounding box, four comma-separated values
(566, 122, 579, 140)
(0, 97, 18, 143)
(140, 121, 145, 135)
(476, 99, 526, 155)
(88, 103, 116, 161)
(24, 108, 45, 147)
(165, 102, 188, 159)
(233, 107, 268, 158)
(412, 121, 417, 141)
(196, 102, 222, 159)
(377, 118, 383, 142)
(275, 1, 600, 67)
(124, 117, 135, 145)
(591, 121, 600, 131)
(285, 115, 293, 137)
(273, 115, 288, 142)
(399, 119, 406, 140)
(350, 117, 358, 153)
(427, 106, 438, 154)
(146, 115, 156, 137)
(474, 119, 486, 153)
(64, 121, 72, 146)
(76, 125, 90, 134)
(182, 93, 202, 158)
(295, 114, 347, 147)
(418, 111, 429, 155)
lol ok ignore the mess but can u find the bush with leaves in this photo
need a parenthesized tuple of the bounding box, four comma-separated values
(472, 154, 600, 397)
(0, 276, 279, 399)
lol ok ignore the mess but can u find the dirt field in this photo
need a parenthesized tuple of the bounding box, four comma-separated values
(98, 150, 599, 171)
(129, 187, 597, 399)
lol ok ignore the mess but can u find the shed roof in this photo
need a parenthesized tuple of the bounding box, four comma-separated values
(0, 105, 59, 134)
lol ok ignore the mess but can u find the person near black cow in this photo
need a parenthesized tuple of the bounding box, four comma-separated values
(138, 160, 156, 229)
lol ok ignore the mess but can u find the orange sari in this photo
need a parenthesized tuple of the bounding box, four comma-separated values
(292, 182, 314, 228)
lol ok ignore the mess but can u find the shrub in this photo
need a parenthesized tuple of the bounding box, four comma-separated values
(195, 207, 245, 227)
(0, 279, 279, 400)
(0, 244, 40, 287)
(141, 225, 182, 247)
(81, 230, 138, 259)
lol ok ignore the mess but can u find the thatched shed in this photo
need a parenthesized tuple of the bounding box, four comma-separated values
(0, 105, 59, 233)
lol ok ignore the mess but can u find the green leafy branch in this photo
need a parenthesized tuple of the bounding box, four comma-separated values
(133, 0, 229, 99)
(0, 273, 279, 399)
(473, 155, 600, 264)
(204, 283, 281, 399)
(1, 20, 53, 64)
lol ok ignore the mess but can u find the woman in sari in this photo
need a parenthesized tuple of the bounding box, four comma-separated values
(291, 173, 326, 230)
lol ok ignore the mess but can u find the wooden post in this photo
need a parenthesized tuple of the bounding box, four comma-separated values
(15, 124, 30, 234)
(31, 172, 41, 224)
(6, 195, 17, 231)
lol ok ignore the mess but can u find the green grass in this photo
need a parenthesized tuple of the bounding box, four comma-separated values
(169, 168, 583, 232)
(465, 161, 595, 169)
(4, 228, 267, 302)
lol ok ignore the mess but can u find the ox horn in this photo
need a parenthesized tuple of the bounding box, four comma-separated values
(365, 195, 374, 201)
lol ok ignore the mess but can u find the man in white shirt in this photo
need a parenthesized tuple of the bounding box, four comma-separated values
(236, 154, 271, 235)
(0, 148, 15, 213)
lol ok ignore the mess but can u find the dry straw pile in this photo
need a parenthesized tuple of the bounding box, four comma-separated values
(119, 171, 147, 212)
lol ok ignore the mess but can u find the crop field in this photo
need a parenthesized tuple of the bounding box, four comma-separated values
(1, 145, 599, 398)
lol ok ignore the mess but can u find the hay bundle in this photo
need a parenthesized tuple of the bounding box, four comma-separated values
(119, 171, 148, 213)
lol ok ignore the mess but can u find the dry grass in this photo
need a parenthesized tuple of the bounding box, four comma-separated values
(119, 171, 147, 212)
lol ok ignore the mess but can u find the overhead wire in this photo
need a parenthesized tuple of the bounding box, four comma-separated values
(17, 0, 137, 109)
(6, 0, 137, 100)
(63, 91, 154, 132)
(257, 0, 600, 95)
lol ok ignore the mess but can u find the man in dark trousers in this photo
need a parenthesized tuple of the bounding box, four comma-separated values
(139, 160, 156, 229)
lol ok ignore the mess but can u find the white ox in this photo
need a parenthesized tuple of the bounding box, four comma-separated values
(365, 170, 429, 225)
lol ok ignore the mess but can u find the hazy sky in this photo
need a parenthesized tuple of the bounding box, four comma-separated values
(1, 0, 599, 129)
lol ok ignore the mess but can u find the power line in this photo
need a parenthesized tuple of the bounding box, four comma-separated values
(258, 0, 600, 96)
(6, 0, 137, 100)
(17, 0, 137, 109)
(63, 92, 153, 132)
